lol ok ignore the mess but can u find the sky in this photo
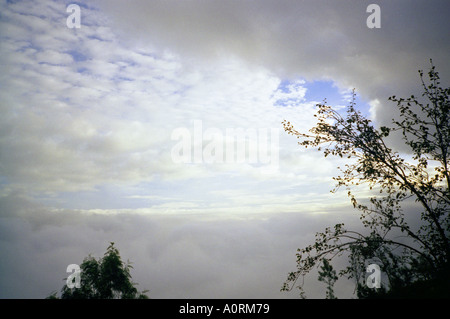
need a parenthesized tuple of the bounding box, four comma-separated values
(0, 0, 449, 299)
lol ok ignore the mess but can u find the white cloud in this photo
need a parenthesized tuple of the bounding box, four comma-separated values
(35, 50, 73, 65)
(0, 6, 330, 197)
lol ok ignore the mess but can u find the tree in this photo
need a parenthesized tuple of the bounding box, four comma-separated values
(48, 242, 149, 299)
(281, 60, 449, 298)
(318, 259, 338, 299)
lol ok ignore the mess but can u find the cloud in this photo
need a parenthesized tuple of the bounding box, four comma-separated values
(0, 2, 330, 197)
(100, 0, 450, 125)
(0, 193, 360, 298)
(1, 0, 446, 299)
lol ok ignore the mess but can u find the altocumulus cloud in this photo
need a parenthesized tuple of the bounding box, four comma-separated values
(0, 0, 448, 298)
(0, 0, 343, 209)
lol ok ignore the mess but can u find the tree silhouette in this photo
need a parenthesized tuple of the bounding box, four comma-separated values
(48, 242, 149, 299)
(318, 259, 338, 299)
(281, 60, 449, 298)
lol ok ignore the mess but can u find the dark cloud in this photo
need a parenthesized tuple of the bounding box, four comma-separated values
(101, 0, 450, 128)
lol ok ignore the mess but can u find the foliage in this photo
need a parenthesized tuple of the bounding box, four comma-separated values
(281, 60, 450, 298)
(318, 259, 338, 299)
(48, 242, 149, 299)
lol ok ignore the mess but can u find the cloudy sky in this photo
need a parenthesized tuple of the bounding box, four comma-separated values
(0, 0, 449, 299)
